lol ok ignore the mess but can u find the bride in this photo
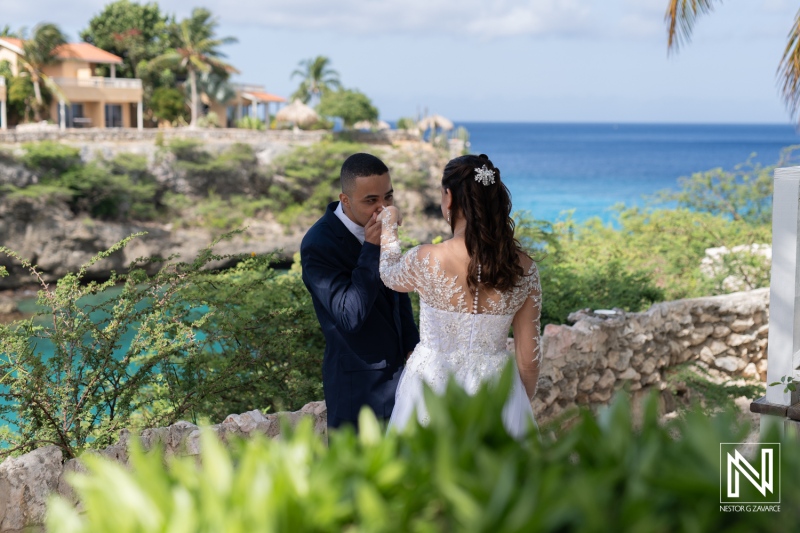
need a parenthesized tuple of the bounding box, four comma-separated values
(377, 154, 541, 437)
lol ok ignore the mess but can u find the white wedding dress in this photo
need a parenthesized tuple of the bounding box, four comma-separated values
(379, 220, 542, 439)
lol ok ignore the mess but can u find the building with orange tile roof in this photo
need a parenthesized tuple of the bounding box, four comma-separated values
(0, 38, 143, 130)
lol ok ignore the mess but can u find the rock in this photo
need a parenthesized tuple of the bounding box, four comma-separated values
(578, 374, 599, 392)
(589, 389, 612, 403)
(742, 363, 759, 379)
(708, 340, 729, 356)
(729, 318, 755, 333)
(0, 160, 38, 188)
(714, 356, 744, 373)
(617, 367, 641, 381)
(0, 297, 17, 315)
(639, 357, 657, 376)
(0, 445, 63, 532)
(596, 369, 616, 390)
(712, 325, 731, 338)
(608, 349, 633, 372)
(698, 346, 716, 365)
(756, 359, 768, 379)
(560, 378, 579, 400)
(688, 325, 714, 346)
(728, 333, 755, 347)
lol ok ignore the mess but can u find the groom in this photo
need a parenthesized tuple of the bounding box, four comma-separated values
(301, 153, 420, 430)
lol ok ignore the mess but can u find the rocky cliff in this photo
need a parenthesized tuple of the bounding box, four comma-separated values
(0, 132, 451, 290)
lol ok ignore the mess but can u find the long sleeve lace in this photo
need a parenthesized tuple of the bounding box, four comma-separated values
(379, 215, 420, 293)
(511, 265, 542, 400)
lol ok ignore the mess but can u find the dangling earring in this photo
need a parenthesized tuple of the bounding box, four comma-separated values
(446, 209, 451, 224)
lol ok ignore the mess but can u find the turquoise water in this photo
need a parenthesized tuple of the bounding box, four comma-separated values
(459, 122, 800, 222)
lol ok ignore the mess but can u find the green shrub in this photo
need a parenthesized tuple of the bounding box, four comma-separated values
(395, 116, 416, 130)
(0, 234, 324, 459)
(59, 161, 158, 220)
(47, 367, 798, 532)
(317, 88, 378, 128)
(236, 115, 266, 130)
(268, 141, 371, 223)
(151, 87, 188, 124)
(20, 141, 81, 178)
(167, 138, 206, 162)
(192, 192, 273, 231)
(197, 111, 221, 128)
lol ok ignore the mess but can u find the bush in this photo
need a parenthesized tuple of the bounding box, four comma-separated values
(47, 367, 799, 531)
(317, 88, 379, 127)
(197, 111, 221, 128)
(395, 116, 416, 130)
(269, 140, 371, 223)
(172, 142, 267, 198)
(20, 141, 81, 178)
(0, 235, 324, 459)
(150, 87, 188, 124)
(235, 115, 265, 130)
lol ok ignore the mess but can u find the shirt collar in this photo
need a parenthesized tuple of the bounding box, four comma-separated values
(334, 201, 365, 244)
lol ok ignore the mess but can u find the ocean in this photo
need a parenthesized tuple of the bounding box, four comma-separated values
(458, 122, 800, 223)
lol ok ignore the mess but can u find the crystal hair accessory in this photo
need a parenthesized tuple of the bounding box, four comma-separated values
(474, 164, 496, 186)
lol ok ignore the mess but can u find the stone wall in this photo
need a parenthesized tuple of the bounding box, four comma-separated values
(533, 288, 769, 420)
(0, 127, 421, 146)
(0, 288, 770, 532)
(0, 402, 328, 533)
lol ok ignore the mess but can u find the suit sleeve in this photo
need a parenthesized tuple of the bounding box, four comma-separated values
(398, 292, 420, 354)
(302, 239, 382, 334)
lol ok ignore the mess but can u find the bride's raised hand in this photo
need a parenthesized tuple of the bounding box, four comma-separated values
(377, 205, 402, 226)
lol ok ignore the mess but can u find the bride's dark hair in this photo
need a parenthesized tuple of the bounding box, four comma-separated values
(443, 154, 527, 292)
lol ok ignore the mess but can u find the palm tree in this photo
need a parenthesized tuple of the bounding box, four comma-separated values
(0, 25, 18, 38)
(149, 8, 237, 128)
(291, 56, 342, 104)
(17, 24, 68, 122)
(665, 0, 800, 120)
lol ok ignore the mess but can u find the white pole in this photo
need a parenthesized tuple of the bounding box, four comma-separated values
(137, 100, 143, 131)
(59, 100, 66, 130)
(766, 165, 800, 406)
(0, 100, 6, 130)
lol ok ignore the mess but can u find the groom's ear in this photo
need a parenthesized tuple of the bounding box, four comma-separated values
(339, 192, 350, 210)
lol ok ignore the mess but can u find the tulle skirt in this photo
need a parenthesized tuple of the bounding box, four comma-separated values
(388, 345, 537, 439)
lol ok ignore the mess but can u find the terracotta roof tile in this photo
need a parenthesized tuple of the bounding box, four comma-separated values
(54, 43, 123, 64)
(244, 91, 286, 103)
(0, 37, 23, 51)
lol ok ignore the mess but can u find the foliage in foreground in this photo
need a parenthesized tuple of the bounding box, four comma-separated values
(0, 235, 324, 459)
(48, 367, 796, 532)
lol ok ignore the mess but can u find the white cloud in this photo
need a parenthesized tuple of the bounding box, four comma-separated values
(4, 0, 595, 39)
(200, 0, 594, 38)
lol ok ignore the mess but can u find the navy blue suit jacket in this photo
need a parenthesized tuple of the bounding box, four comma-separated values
(301, 202, 420, 428)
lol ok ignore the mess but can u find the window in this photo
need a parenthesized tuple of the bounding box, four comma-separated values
(105, 104, 122, 128)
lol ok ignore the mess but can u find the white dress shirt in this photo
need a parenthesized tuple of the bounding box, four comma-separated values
(334, 201, 366, 244)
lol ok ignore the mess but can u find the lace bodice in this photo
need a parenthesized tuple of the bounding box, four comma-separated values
(378, 213, 542, 398)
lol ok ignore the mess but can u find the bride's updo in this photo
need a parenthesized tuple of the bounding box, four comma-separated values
(442, 154, 527, 292)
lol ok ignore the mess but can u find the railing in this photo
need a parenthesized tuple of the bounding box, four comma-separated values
(52, 77, 142, 89)
(231, 83, 265, 93)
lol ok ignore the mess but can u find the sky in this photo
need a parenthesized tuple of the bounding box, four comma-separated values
(3, 0, 800, 123)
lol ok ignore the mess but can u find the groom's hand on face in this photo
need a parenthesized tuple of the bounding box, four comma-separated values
(364, 210, 382, 246)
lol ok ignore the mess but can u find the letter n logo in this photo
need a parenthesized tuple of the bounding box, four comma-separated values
(720, 443, 780, 504)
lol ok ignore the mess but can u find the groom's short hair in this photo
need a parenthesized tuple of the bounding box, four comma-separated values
(341, 153, 389, 195)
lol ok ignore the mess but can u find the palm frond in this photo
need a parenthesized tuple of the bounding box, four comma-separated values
(41, 73, 68, 104)
(665, 0, 721, 52)
(778, 8, 800, 120)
